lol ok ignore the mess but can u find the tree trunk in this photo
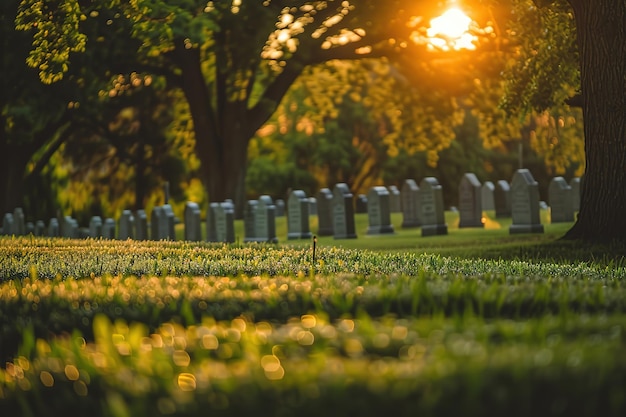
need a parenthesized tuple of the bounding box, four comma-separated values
(563, 0, 626, 242)
(0, 142, 31, 215)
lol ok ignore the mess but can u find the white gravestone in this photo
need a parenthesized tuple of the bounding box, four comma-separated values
(549, 177, 574, 223)
(419, 177, 448, 236)
(458, 173, 484, 228)
(332, 183, 357, 239)
(401, 179, 421, 228)
(367, 186, 395, 235)
(287, 190, 313, 240)
(509, 169, 544, 234)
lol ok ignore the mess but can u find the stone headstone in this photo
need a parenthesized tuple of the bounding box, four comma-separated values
(316, 188, 334, 236)
(255, 195, 278, 243)
(509, 169, 544, 234)
(35, 220, 46, 236)
(494, 180, 512, 218)
(549, 177, 574, 223)
(570, 177, 581, 212)
(103, 218, 116, 239)
(135, 210, 148, 240)
(287, 190, 313, 240)
(355, 194, 368, 214)
(184, 202, 202, 241)
(63, 216, 79, 238)
(332, 183, 357, 239)
(2, 213, 15, 235)
(481, 181, 495, 211)
(275, 199, 285, 217)
(366, 186, 395, 235)
(89, 216, 103, 238)
(119, 210, 135, 240)
(243, 200, 258, 242)
(308, 197, 317, 216)
(388, 185, 401, 213)
(13, 208, 25, 235)
(208, 201, 235, 243)
(419, 177, 448, 236)
(458, 173, 484, 228)
(151, 205, 175, 240)
(401, 179, 421, 228)
(25, 222, 34, 235)
(48, 218, 60, 237)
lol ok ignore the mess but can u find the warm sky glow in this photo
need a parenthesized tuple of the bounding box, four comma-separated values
(426, 8, 477, 51)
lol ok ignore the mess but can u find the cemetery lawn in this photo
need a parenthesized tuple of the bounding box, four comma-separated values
(2, 212, 626, 417)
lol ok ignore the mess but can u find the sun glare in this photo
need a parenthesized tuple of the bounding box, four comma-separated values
(426, 7, 477, 51)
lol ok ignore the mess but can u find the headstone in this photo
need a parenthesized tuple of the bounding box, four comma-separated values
(118, 210, 135, 240)
(63, 216, 79, 238)
(48, 218, 60, 237)
(151, 205, 175, 240)
(458, 173, 484, 228)
(255, 195, 278, 243)
(243, 200, 258, 242)
(509, 169, 544, 234)
(570, 177, 581, 212)
(13, 208, 25, 235)
(494, 180, 512, 218)
(419, 177, 448, 236)
(481, 181, 495, 211)
(308, 197, 317, 216)
(35, 220, 46, 236)
(2, 213, 14, 235)
(401, 179, 421, 228)
(25, 222, 34, 235)
(366, 186, 395, 235)
(135, 210, 148, 240)
(388, 185, 401, 213)
(184, 202, 202, 241)
(209, 201, 235, 243)
(332, 183, 357, 239)
(549, 177, 574, 223)
(355, 194, 368, 214)
(287, 190, 313, 240)
(275, 199, 285, 217)
(103, 218, 116, 239)
(316, 188, 334, 236)
(89, 216, 103, 238)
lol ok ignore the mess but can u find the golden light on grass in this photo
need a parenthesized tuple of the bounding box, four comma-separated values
(425, 7, 477, 51)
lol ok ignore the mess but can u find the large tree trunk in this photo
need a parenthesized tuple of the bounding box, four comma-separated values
(0, 142, 31, 215)
(563, 0, 626, 242)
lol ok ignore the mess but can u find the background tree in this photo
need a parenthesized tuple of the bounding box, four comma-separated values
(16, 0, 499, 217)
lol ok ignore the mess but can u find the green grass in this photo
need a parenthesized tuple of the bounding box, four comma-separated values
(1, 219, 626, 417)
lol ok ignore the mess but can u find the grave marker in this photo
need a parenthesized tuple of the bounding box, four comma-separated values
(419, 177, 448, 236)
(151, 205, 175, 240)
(332, 183, 357, 239)
(89, 216, 103, 238)
(509, 169, 544, 234)
(366, 186, 395, 235)
(255, 195, 278, 243)
(287, 190, 313, 240)
(103, 218, 116, 239)
(243, 200, 258, 242)
(135, 210, 148, 240)
(214, 201, 236, 243)
(355, 194, 368, 213)
(119, 210, 135, 240)
(35, 220, 46, 236)
(388, 185, 401, 213)
(48, 218, 60, 237)
(13, 208, 25, 235)
(63, 216, 79, 238)
(401, 179, 421, 228)
(481, 181, 495, 211)
(458, 173, 484, 228)
(494, 180, 512, 218)
(2, 213, 14, 235)
(549, 177, 574, 223)
(184, 202, 202, 241)
(570, 177, 581, 212)
(316, 189, 334, 236)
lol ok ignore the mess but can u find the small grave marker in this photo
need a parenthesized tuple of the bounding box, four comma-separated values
(458, 173, 484, 228)
(287, 190, 313, 240)
(401, 179, 421, 228)
(366, 186, 395, 235)
(509, 169, 544, 234)
(419, 177, 448, 236)
(332, 183, 357, 239)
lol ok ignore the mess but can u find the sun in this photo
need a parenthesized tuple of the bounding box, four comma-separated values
(426, 7, 477, 51)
